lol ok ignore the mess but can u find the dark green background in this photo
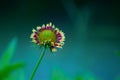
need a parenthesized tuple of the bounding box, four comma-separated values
(0, 0, 120, 80)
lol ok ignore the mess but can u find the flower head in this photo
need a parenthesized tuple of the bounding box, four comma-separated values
(30, 22, 65, 52)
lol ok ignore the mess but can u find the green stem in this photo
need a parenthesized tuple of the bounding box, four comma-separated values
(30, 47, 46, 80)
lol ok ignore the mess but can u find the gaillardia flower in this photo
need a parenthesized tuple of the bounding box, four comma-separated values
(30, 22, 65, 52)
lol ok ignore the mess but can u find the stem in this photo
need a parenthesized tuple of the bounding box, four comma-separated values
(30, 47, 46, 80)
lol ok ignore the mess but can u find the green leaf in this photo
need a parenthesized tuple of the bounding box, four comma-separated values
(51, 68, 69, 80)
(0, 37, 18, 69)
(0, 63, 25, 80)
(116, 50, 120, 57)
(7, 69, 26, 80)
(75, 74, 84, 80)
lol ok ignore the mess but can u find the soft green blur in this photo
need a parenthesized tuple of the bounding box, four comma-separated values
(0, 38, 25, 80)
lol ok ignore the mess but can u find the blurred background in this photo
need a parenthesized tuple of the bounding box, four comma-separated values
(0, 0, 120, 80)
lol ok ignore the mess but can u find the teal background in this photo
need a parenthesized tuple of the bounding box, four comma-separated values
(0, 0, 120, 80)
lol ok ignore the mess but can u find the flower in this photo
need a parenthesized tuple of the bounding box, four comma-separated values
(30, 22, 65, 52)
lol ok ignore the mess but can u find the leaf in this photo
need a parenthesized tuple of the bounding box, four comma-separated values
(0, 63, 25, 80)
(0, 37, 18, 69)
(51, 68, 69, 80)
(116, 50, 120, 57)
(7, 69, 26, 80)
(75, 74, 84, 80)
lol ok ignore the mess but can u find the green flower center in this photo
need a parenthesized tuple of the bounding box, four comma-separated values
(38, 30, 56, 43)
